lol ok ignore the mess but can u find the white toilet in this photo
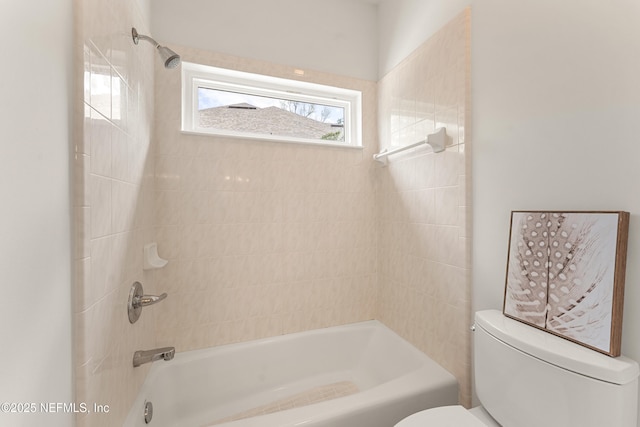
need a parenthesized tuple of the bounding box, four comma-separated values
(396, 310, 640, 427)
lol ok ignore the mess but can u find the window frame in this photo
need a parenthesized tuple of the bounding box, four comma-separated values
(181, 62, 363, 148)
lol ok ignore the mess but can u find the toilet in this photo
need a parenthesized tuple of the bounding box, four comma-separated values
(396, 310, 640, 427)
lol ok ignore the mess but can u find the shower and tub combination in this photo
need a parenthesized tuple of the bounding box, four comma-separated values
(124, 321, 458, 427)
(125, 283, 457, 426)
(124, 27, 458, 427)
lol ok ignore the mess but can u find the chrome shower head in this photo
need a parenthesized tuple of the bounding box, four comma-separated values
(132, 27, 181, 69)
(157, 46, 181, 69)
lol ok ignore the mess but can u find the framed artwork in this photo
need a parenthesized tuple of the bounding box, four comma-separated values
(503, 211, 629, 356)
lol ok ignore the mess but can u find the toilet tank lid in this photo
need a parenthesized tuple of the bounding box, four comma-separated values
(475, 310, 639, 385)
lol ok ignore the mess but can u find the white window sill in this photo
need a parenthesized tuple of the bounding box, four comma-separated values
(181, 129, 364, 150)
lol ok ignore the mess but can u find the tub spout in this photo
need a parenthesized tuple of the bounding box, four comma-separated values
(133, 347, 175, 367)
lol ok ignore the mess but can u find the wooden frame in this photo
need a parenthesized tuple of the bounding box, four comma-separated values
(503, 211, 629, 356)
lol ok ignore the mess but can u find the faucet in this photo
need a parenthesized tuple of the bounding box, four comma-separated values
(133, 347, 175, 367)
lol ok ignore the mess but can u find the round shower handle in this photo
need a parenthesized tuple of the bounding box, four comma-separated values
(128, 281, 168, 324)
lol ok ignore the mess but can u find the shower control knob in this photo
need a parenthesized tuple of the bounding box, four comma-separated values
(127, 281, 168, 324)
(132, 292, 167, 309)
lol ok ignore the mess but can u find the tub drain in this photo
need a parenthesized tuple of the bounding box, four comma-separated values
(144, 401, 153, 424)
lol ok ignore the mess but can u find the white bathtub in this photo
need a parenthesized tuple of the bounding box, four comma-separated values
(124, 321, 458, 427)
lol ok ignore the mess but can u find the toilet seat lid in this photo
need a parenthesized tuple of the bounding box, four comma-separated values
(395, 405, 488, 427)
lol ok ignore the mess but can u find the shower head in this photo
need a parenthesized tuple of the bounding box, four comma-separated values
(157, 46, 181, 69)
(132, 27, 181, 69)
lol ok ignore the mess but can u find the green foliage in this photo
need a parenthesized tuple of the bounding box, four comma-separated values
(321, 131, 342, 141)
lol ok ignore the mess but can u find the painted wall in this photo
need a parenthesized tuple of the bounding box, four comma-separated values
(152, 46, 378, 351)
(151, 0, 378, 81)
(471, 0, 640, 419)
(0, 1, 73, 426)
(74, 0, 159, 425)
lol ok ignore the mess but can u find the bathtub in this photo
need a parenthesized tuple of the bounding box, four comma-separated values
(124, 321, 458, 427)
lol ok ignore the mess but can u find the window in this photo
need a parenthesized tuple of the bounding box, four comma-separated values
(182, 62, 362, 147)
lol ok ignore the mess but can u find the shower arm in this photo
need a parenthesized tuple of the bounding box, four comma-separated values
(132, 28, 159, 48)
(131, 27, 181, 69)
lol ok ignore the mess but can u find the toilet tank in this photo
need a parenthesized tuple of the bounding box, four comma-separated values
(474, 310, 639, 427)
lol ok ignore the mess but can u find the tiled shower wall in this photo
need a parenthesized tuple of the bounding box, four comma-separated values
(74, 0, 158, 425)
(375, 9, 472, 406)
(150, 47, 379, 351)
(74, 5, 471, 423)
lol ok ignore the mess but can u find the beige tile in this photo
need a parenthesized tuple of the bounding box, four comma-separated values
(90, 120, 112, 178)
(77, 9, 472, 427)
(435, 186, 459, 226)
(374, 8, 471, 407)
(75, 207, 91, 262)
(75, 154, 91, 208)
(110, 128, 129, 182)
(154, 190, 181, 226)
(90, 175, 112, 238)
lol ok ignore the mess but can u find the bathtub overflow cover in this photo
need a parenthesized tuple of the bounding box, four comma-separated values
(144, 401, 153, 424)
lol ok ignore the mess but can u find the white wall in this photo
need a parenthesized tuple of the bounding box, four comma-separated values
(151, 0, 379, 81)
(471, 0, 640, 308)
(0, 1, 73, 426)
(472, 0, 640, 413)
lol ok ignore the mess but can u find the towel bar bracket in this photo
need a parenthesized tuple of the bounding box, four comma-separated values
(373, 127, 446, 166)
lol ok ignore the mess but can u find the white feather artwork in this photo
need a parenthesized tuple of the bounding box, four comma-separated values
(503, 211, 629, 356)
(504, 212, 552, 328)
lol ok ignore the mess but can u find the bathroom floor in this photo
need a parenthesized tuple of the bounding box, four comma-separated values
(210, 381, 359, 425)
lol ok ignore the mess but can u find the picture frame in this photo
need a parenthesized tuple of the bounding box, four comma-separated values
(503, 211, 630, 356)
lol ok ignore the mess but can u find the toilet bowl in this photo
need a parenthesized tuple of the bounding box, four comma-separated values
(395, 405, 496, 426)
(395, 310, 639, 427)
